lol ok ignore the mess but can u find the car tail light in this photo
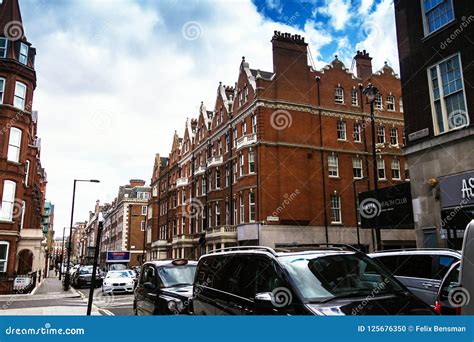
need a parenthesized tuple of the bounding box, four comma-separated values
(434, 300, 441, 314)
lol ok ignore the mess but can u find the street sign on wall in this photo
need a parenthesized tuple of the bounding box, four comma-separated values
(106, 251, 130, 262)
(358, 182, 414, 229)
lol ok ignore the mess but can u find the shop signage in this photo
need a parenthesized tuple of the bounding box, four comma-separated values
(439, 171, 474, 209)
(106, 251, 130, 262)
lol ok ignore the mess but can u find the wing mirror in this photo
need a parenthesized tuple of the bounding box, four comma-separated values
(254, 292, 275, 310)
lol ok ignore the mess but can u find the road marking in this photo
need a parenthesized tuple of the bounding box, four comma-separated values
(100, 309, 115, 316)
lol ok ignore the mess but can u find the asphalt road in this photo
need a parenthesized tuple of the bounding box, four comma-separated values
(76, 287, 134, 316)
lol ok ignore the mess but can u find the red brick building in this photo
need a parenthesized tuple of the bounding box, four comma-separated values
(148, 32, 414, 260)
(0, 0, 48, 292)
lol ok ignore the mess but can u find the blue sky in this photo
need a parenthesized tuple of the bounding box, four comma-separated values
(18, 0, 398, 234)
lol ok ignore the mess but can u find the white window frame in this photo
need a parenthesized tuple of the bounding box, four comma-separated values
(330, 195, 342, 224)
(337, 120, 347, 140)
(427, 53, 469, 135)
(233, 199, 237, 225)
(374, 94, 383, 110)
(0, 38, 7, 58)
(249, 192, 255, 223)
(20, 200, 25, 230)
(353, 123, 361, 143)
(352, 158, 363, 179)
(1, 180, 16, 222)
(7, 127, 21, 163)
(14, 82, 27, 110)
(248, 151, 255, 174)
(251, 115, 257, 134)
(239, 195, 244, 224)
(391, 159, 401, 180)
(377, 126, 385, 144)
(0, 241, 9, 272)
(239, 153, 245, 176)
(19, 43, 28, 65)
(215, 203, 220, 226)
(328, 155, 339, 178)
(421, 0, 455, 36)
(386, 95, 395, 111)
(377, 159, 386, 180)
(0, 77, 5, 104)
(24, 160, 30, 186)
(215, 169, 220, 189)
(390, 127, 399, 145)
(335, 87, 344, 104)
(141, 205, 147, 215)
(351, 89, 358, 106)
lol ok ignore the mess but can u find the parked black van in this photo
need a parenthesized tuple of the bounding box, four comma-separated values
(134, 259, 197, 315)
(192, 246, 436, 315)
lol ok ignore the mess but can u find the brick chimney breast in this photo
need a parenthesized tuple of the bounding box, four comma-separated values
(354, 50, 373, 81)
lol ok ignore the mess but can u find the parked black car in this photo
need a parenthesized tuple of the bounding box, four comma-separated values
(133, 259, 197, 315)
(192, 246, 436, 315)
(71, 266, 103, 288)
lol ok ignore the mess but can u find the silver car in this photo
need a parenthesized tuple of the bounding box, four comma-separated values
(369, 249, 461, 306)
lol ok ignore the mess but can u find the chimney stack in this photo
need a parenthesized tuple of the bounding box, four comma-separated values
(354, 50, 373, 81)
(130, 179, 146, 187)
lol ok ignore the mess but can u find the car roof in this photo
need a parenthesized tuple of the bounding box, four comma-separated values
(144, 260, 198, 267)
(369, 248, 461, 258)
(199, 249, 358, 261)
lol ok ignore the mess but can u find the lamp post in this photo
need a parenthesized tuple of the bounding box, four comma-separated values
(63, 179, 100, 291)
(87, 213, 103, 316)
(363, 83, 382, 251)
(353, 177, 369, 250)
(59, 227, 66, 280)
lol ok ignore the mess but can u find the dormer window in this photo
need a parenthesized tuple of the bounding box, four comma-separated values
(19, 43, 28, 65)
(335, 87, 344, 104)
(0, 38, 7, 58)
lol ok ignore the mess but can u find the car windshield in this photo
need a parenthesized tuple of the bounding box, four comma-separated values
(79, 267, 93, 274)
(106, 271, 132, 279)
(157, 265, 196, 287)
(440, 263, 460, 297)
(280, 253, 404, 302)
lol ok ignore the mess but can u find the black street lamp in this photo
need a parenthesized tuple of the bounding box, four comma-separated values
(87, 213, 104, 316)
(353, 177, 369, 250)
(59, 227, 66, 280)
(63, 179, 100, 291)
(363, 83, 382, 251)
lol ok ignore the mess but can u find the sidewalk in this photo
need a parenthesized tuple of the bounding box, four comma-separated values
(0, 274, 102, 316)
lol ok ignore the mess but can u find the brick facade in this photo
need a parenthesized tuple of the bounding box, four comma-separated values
(0, 0, 47, 292)
(147, 31, 415, 261)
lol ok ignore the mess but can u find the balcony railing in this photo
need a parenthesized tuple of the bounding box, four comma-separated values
(206, 226, 238, 239)
(176, 177, 189, 187)
(207, 155, 223, 167)
(236, 133, 257, 150)
(194, 165, 206, 176)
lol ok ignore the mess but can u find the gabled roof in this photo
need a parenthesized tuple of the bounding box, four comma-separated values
(250, 69, 274, 81)
(374, 61, 400, 79)
(318, 55, 357, 80)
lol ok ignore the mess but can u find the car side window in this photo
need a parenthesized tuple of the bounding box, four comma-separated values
(396, 255, 432, 279)
(255, 258, 285, 294)
(440, 264, 460, 298)
(141, 265, 156, 285)
(374, 256, 399, 275)
(434, 256, 457, 280)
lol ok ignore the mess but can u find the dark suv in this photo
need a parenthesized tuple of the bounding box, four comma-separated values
(134, 259, 197, 315)
(192, 246, 435, 315)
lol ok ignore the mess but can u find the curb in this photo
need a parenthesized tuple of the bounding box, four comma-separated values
(71, 287, 104, 316)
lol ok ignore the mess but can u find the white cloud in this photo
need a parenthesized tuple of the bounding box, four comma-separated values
(317, 0, 352, 31)
(355, 0, 399, 73)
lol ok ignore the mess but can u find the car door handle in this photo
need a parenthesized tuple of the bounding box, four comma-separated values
(421, 282, 433, 288)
